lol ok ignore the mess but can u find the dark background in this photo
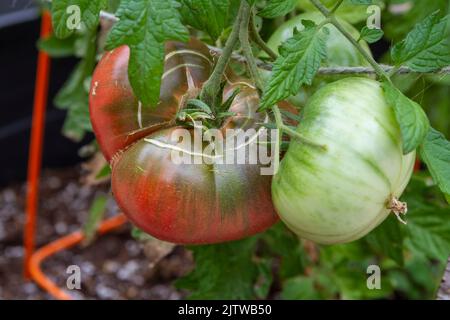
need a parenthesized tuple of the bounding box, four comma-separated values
(0, 1, 92, 186)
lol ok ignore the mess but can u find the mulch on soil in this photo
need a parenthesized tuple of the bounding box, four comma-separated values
(0, 167, 193, 300)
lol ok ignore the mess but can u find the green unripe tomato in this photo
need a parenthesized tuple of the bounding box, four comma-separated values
(263, 12, 372, 106)
(272, 78, 415, 245)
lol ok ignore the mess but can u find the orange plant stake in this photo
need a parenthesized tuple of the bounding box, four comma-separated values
(29, 215, 127, 300)
(24, 11, 52, 279)
(24, 12, 127, 299)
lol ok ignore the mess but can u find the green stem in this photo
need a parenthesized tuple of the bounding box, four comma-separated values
(309, 0, 391, 81)
(273, 105, 327, 150)
(317, 17, 331, 29)
(283, 125, 327, 150)
(272, 105, 283, 173)
(309, 0, 330, 16)
(330, 0, 344, 13)
(200, 1, 245, 110)
(250, 10, 278, 60)
(239, 2, 264, 91)
(272, 104, 284, 147)
(330, 16, 390, 80)
(388, 65, 400, 78)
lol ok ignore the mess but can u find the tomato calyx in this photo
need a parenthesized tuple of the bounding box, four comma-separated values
(175, 88, 242, 130)
(388, 196, 408, 225)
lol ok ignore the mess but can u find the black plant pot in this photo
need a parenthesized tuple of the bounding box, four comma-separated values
(0, 17, 93, 186)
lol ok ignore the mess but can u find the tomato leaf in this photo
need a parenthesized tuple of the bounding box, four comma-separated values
(382, 81, 430, 154)
(254, 258, 273, 299)
(320, 243, 394, 299)
(359, 26, 384, 44)
(383, 0, 448, 42)
(420, 128, 450, 203)
(258, 0, 297, 19)
(51, 0, 107, 39)
(260, 22, 328, 109)
(38, 34, 77, 57)
(407, 203, 450, 261)
(179, 0, 238, 40)
(281, 276, 321, 299)
(54, 30, 97, 141)
(365, 216, 405, 266)
(95, 164, 112, 179)
(105, 0, 189, 107)
(176, 238, 267, 299)
(391, 11, 450, 72)
(131, 227, 155, 241)
(83, 194, 108, 245)
(261, 223, 306, 279)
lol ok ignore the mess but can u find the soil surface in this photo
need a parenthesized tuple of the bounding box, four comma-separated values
(0, 166, 194, 300)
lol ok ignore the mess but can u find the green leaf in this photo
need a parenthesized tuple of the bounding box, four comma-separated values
(420, 84, 450, 136)
(383, 0, 448, 42)
(105, 0, 189, 107)
(320, 242, 394, 299)
(365, 215, 405, 266)
(176, 238, 263, 299)
(95, 164, 112, 179)
(131, 227, 155, 241)
(359, 26, 384, 43)
(261, 223, 306, 279)
(54, 30, 97, 141)
(420, 128, 450, 202)
(254, 258, 273, 299)
(51, 0, 107, 39)
(258, 0, 297, 19)
(281, 276, 321, 299)
(260, 22, 328, 109)
(382, 81, 430, 154)
(62, 98, 93, 141)
(37, 34, 77, 57)
(83, 194, 107, 244)
(54, 30, 97, 109)
(391, 11, 450, 72)
(219, 87, 240, 113)
(407, 203, 450, 261)
(179, 0, 236, 40)
(186, 99, 213, 115)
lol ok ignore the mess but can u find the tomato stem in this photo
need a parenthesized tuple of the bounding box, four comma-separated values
(273, 105, 327, 150)
(387, 66, 401, 78)
(309, 0, 391, 82)
(283, 125, 327, 150)
(249, 9, 278, 61)
(308, 0, 330, 17)
(200, 1, 248, 112)
(330, 0, 344, 14)
(239, 2, 265, 91)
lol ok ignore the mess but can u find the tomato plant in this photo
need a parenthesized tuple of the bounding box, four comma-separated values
(272, 78, 415, 244)
(44, 0, 450, 300)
